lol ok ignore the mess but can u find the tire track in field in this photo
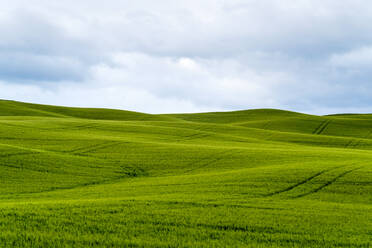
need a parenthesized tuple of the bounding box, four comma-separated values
(0, 151, 38, 159)
(312, 120, 331, 135)
(293, 166, 362, 198)
(317, 120, 331, 134)
(345, 139, 363, 149)
(66, 143, 104, 154)
(262, 121, 271, 130)
(0, 161, 47, 173)
(344, 140, 354, 148)
(177, 132, 203, 141)
(0, 122, 96, 131)
(0, 154, 66, 174)
(69, 141, 123, 155)
(352, 139, 361, 148)
(24, 169, 141, 194)
(183, 149, 235, 174)
(365, 130, 372, 139)
(0, 122, 41, 130)
(158, 200, 285, 210)
(265, 165, 344, 197)
(265, 170, 329, 197)
(45, 123, 97, 131)
(133, 219, 302, 236)
(175, 132, 211, 142)
(67, 140, 118, 153)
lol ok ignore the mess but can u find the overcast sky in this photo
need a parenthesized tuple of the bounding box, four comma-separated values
(1, 0, 372, 114)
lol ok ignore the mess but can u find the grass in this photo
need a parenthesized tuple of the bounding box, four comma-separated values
(0, 99, 371, 247)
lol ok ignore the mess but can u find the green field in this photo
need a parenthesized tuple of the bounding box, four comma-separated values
(0, 99, 371, 247)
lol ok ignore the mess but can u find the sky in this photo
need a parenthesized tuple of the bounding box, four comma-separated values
(1, 0, 372, 114)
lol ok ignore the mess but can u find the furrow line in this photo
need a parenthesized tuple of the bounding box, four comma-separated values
(265, 165, 345, 197)
(293, 167, 362, 198)
(67, 141, 117, 154)
(312, 120, 331, 135)
(184, 149, 235, 174)
(0, 152, 38, 159)
(74, 141, 123, 155)
(265, 170, 328, 197)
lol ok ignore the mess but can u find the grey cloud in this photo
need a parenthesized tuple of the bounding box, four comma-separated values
(0, 52, 86, 82)
(1, 0, 372, 113)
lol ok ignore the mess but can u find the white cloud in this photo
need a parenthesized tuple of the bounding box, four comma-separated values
(329, 46, 372, 68)
(2, 0, 372, 114)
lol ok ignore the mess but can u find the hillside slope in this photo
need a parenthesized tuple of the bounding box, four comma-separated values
(0, 100, 371, 247)
(0, 99, 172, 121)
(165, 108, 308, 123)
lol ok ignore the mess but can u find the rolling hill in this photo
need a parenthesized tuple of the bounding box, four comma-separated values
(0, 100, 371, 247)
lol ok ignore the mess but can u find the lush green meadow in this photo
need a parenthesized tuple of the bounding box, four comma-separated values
(0, 99, 371, 247)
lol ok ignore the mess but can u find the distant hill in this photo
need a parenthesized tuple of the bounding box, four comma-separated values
(0, 99, 171, 121)
(165, 108, 308, 123)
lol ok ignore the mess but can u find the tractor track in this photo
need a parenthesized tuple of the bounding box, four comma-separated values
(184, 149, 235, 174)
(0, 151, 38, 159)
(293, 167, 362, 198)
(312, 120, 331, 135)
(265, 170, 330, 197)
(265, 165, 345, 197)
(68, 141, 123, 155)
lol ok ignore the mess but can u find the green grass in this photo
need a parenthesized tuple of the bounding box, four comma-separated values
(0, 100, 371, 247)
